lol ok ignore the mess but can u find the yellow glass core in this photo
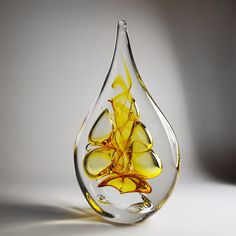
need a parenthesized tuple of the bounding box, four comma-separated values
(83, 62, 163, 194)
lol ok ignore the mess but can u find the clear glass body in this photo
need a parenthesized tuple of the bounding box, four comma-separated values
(74, 20, 180, 224)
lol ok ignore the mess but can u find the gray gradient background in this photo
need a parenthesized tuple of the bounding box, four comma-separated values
(0, 0, 235, 235)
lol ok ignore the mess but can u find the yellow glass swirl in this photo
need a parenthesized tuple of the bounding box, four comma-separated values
(83, 62, 163, 194)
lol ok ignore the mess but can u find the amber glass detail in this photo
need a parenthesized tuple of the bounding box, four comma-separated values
(83, 62, 163, 194)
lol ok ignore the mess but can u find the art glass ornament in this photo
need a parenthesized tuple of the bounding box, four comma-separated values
(74, 20, 180, 224)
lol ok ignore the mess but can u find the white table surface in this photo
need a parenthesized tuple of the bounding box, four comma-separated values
(0, 181, 235, 236)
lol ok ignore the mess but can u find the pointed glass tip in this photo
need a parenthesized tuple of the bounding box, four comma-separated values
(118, 20, 127, 29)
(114, 20, 129, 55)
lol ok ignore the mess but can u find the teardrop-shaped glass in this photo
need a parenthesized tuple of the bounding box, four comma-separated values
(74, 20, 180, 224)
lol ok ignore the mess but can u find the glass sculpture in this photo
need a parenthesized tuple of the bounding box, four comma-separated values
(74, 20, 180, 224)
